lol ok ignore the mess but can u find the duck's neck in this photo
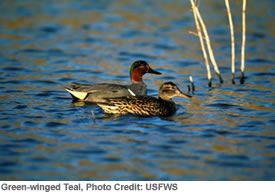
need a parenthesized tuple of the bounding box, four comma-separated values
(131, 67, 147, 82)
(131, 73, 143, 82)
(158, 96, 173, 102)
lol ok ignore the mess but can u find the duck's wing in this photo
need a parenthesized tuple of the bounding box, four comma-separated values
(65, 82, 131, 102)
(97, 96, 168, 116)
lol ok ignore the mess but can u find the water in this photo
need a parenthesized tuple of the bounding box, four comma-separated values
(0, 0, 274, 180)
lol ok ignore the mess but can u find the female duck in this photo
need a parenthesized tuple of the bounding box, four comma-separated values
(96, 82, 191, 117)
(65, 60, 161, 103)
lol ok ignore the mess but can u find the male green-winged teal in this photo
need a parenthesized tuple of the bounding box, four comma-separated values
(65, 60, 161, 102)
(96, 82, 191, 117)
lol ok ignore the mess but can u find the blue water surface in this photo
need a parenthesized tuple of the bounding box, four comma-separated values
(0, 0, 274, 180)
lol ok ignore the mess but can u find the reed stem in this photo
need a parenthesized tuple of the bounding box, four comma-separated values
(225, 0, 236, 84)
(240, 0, 246, 84)
(190, 0, 212, 87)
(195, 5, 223, 83)
(189, 76, 195, 92)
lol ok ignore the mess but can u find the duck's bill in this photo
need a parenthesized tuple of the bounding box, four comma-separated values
(177, 90, 192, 99)
(148, 67, 162, 75)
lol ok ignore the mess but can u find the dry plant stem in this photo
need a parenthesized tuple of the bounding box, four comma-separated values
(195, 5, 223, 83)
(240, 0, 246, 84)
(188, 31, 206, 39)
(225, 0, 236, 84)
(232, 72, 235, 84)
(190, 0, 212, 87)
(189, 76, 195, 92)
(188, 31, 202, 38)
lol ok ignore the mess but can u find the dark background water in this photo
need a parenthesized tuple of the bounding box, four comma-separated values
(0, 0, 274, 180)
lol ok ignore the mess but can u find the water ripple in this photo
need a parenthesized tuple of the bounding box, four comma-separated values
(0, 0, 274, 180)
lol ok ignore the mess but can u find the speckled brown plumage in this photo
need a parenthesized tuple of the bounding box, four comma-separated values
(98, 96, 177, 117)
(96, 82, 191, 117)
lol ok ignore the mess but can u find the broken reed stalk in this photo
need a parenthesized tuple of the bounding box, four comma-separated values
(190, 0, 212, 87)
(240, 0, 246, 84)
(225, 0, 236, 84)
(189, 76, 195, 92)
(195, 6, 224, 84)
(188, 31, 202, 38)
